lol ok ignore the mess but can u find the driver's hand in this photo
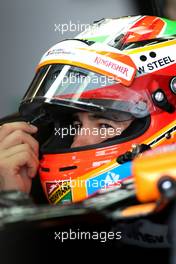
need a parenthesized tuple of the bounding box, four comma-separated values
(0, 122, 39, 193)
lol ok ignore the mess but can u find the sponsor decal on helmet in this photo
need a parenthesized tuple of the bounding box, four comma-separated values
(46, 181, 72, 204)
(39, 41, 136, 86)
(71, 161, 131, 202)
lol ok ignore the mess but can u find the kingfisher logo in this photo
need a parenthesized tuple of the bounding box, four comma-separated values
(94, 56, 129, 77)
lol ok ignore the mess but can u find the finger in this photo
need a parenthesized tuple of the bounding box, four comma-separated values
(0, 172, 27, 193)
(4, 167, 32, 193)
(0, 144, 39, 174)
(17, 151, 39, 178)
(0, 143, 34, 158)
(0, 129, 39, 155)
(19, 166, 33, 193)
(0, 122, 37, 142)
(0, 145, 39, 193)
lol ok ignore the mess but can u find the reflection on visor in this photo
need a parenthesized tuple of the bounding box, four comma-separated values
(44, 65, 116, 99)
(23, 64, 154, 118)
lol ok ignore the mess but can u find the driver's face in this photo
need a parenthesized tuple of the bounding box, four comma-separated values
(71, 112, 133, 148)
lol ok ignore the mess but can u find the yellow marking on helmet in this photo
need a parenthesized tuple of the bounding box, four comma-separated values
(124, 39, 176, 55)
(144, 120, 176, 147)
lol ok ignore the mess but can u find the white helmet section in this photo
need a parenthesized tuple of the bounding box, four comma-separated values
(38, 40, 136, 86)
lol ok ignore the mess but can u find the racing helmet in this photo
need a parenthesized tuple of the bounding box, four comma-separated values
(19, 15, 176, 205)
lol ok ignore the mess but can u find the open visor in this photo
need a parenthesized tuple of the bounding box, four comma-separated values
(21, 64, 154, 121)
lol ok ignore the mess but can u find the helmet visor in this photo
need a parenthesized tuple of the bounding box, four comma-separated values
(22, 64, 154, 120)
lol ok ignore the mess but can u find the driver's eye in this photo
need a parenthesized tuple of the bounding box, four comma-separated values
(99, 123, 113, 129)
(72, 121, 82, 130)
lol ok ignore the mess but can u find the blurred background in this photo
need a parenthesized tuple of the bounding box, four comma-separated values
(0, 0, 175, 118)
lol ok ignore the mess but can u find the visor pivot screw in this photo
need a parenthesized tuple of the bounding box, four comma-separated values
(152, 88, 175, 113)
(154, 91, 165, 102)
(170, 77, 176, 94)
